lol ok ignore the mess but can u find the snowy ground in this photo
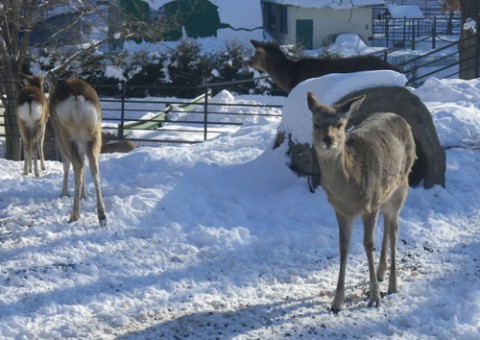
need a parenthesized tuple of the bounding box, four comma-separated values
(1, 74, 480, 339)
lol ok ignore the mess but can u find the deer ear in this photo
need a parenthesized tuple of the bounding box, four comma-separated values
(250, 40, 260, 48)
(307, 92, 321, 113)
(21, 74, 31, 87)
(337, 95, 366, 118)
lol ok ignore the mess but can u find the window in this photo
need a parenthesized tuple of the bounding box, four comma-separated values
(279, 5, 287, 33)
(261, 1, 288, 33)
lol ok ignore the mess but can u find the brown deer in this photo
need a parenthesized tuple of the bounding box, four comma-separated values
(16, 75, 48, 177)
(307, 92, 415, 313)
(47, 73, 107, 226)
(101, 132, 137, 154)
(249, 40, 400, 93)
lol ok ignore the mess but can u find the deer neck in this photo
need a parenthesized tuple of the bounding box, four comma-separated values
(264, 56, 296, 92)
(317, 146, 355, 188)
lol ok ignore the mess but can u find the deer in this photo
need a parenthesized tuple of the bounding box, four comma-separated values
(101, 132, 137, 154)
(16, 75, 49, 177)
(249, 40, 400, 93)
(46, 73, 107, 226)
(306, 92, 416, 313)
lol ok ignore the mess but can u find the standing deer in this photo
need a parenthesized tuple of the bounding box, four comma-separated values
(307, 92, 415, 313)
(249, 40, 400, 93)
(16, 75, 48, 177)
(47, 73, 107, 225)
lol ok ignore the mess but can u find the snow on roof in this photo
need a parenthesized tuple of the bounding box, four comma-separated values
(387, 4, 424, 19)
(263, 0, 384, 10)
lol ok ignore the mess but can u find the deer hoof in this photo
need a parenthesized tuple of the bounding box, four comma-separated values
(331, 295, 344, 314)
(368, 294, 381, 308)
(68, 214, 79, 223)
(98, 216, 107, 226)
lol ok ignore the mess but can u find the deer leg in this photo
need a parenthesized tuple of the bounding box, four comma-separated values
(377, 219, 389, 282)
(383, 186, 407, 295)
(22, 140, 30, 175)
(69, 162, 83, 223)
(61, 157, 71, 197)
(81, 171, 87, 200)
(362, 211, 381, 308)
(68, 140, 86, 223)
(331, 211, 354, 314)
(387, 214, 399, 295)
(28, 139, 35, 175)
(87, 149, 106, 226)
(38, 125, 46, 171)
(32, 141, 40, 178)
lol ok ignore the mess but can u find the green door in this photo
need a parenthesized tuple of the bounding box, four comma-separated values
(296, 19, 313, 49)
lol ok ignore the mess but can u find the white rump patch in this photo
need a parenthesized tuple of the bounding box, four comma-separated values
(55, 95, 99, 139)
(17, 101, 43, 127)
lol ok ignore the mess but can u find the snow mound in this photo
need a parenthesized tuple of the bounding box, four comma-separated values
(279, 70, 408, 144)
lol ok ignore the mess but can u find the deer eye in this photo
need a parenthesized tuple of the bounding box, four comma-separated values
(336, 121, 344, 129)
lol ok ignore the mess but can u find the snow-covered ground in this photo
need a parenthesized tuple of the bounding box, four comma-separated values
(1, 72, 480, 339)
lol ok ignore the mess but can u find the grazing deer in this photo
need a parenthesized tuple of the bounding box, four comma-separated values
(101, 140, 137, 154)
(16, 75, 48, 177)
(47, 73, 107, 226)
(249, 40, 400, 92)
(307, 92, 415, 313)
(101, 132, 137, 154)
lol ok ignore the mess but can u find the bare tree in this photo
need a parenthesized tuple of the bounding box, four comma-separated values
(0, 0, 101, 160)
(0, 1, 37, 160)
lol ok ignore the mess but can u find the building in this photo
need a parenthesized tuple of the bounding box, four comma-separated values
(260, 0, 384, 49)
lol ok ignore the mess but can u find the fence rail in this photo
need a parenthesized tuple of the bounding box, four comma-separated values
(0, 79, 283, 156)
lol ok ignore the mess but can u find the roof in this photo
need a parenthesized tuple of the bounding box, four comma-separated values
(262, 0, 384, 9)
(386, 5, 424, 19)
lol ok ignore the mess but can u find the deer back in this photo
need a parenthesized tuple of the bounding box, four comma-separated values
(16, 77, 48, 128)
(49, 78, 102, 142)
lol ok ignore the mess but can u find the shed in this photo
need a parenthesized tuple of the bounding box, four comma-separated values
(260, 0, 384, 49)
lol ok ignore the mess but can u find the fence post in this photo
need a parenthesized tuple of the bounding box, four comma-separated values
(386, 18, 389, 47)
(203, 88, 209, 141)
(412, 20, 416, 50)
(118, 81, 126, 140)
(432, 17, 436, 50)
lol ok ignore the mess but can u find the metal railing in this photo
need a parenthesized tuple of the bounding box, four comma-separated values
(0, 77, 283, 151)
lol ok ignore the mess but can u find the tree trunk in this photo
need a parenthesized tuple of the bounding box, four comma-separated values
(458, 0, 480, 79)
(3, 81, 22, 161)
(1, 1, 26, 160)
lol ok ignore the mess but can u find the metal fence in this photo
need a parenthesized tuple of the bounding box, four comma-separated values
(374, 28, 480, 87)
(372, 5, 461, 49)
(100, 78, 282, 146)
(0, 78, 283, 158)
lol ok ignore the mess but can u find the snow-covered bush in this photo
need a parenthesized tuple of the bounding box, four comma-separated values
(28, 40, 272, 98)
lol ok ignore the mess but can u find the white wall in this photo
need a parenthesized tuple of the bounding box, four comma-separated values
(285, 7, 373, 48)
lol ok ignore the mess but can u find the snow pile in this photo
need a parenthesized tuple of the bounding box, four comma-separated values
(279, 70, 408, 144)
(414, 77, 480, 148)
(326, 33, 384, 56)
